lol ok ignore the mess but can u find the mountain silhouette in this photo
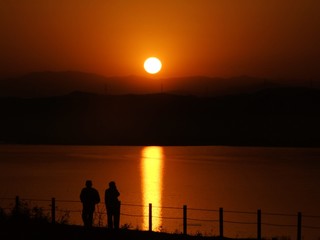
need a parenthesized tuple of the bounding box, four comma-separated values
(1, 87, 320, 147)
(1, 71, 312, 98)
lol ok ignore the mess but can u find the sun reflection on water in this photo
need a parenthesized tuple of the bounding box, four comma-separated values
(141, 146, 164, 231)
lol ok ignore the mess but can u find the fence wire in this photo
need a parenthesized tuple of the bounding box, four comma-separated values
(1, 196, 320, 238)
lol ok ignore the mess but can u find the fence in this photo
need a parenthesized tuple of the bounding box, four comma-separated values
(1, 196, 320, 240)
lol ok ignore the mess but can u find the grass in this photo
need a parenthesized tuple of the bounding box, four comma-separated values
(1, 221, 240, 240)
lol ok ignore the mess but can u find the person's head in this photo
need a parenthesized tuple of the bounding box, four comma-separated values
(86, 180, 93, 188)
(109, 181, 116, 188)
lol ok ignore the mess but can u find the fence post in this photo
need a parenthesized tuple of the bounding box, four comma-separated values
(297, 212, 302, 240)
(183, 205, 187, 235)
(257, 209, 261, 240)
(51, 197, 56, 224)
(219, 208, 224, 240)
(149, 203, 152, 231)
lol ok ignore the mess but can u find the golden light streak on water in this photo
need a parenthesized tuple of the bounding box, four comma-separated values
(141, 146, 164, 231)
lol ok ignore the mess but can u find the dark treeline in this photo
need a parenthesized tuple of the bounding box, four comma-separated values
(1, 87, 320, 147)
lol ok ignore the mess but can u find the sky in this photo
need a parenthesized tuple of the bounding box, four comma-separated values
(1, 0, 320, 79)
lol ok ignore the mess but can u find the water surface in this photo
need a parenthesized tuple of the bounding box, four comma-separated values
(0, 145, 319, 239)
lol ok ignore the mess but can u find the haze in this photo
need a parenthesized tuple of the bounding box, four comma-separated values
(1, 0, 320, 80)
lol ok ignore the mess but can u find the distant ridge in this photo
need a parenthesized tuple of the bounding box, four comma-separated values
(0, 71, 316, 98)
(1, 87, 320, 147)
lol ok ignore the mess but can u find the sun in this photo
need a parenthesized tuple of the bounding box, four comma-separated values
(144, 57, 162, 74)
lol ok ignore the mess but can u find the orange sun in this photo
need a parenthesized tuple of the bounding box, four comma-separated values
(144, 57, 162, 74)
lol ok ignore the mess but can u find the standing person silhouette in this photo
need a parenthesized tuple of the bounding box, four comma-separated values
(80, 180, 100, 227)
(105, 181, 120, 229)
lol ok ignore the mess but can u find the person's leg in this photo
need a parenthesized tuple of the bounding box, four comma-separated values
(82, 211, 87, 226)
(107, 210, 113, 229)
(114, 205, 120, 229)
(114, 214, 119, 229)
(88, 211, 94, 227)
(82, 208, 89, 227)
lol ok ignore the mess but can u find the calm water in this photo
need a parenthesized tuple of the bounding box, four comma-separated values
(0, 145, 320, 239)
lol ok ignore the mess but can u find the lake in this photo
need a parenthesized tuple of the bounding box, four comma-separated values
(0, 145, 320, 239)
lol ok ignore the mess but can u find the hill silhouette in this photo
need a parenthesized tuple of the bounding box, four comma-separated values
(1, 87, 320, 147)
(1, 71, 314, 98)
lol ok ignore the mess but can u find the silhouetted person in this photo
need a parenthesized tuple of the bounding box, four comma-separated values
(105, 181, 120, 229)
(80, 180, 100, 227)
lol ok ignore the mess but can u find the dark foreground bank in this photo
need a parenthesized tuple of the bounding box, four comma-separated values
(0, 222, 253, 240)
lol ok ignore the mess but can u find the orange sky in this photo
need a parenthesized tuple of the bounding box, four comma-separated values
(1, 0, 319, 79)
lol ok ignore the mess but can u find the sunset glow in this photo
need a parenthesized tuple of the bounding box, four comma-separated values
(141, 146, 164, 231)
(1, 1, 320, 79)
